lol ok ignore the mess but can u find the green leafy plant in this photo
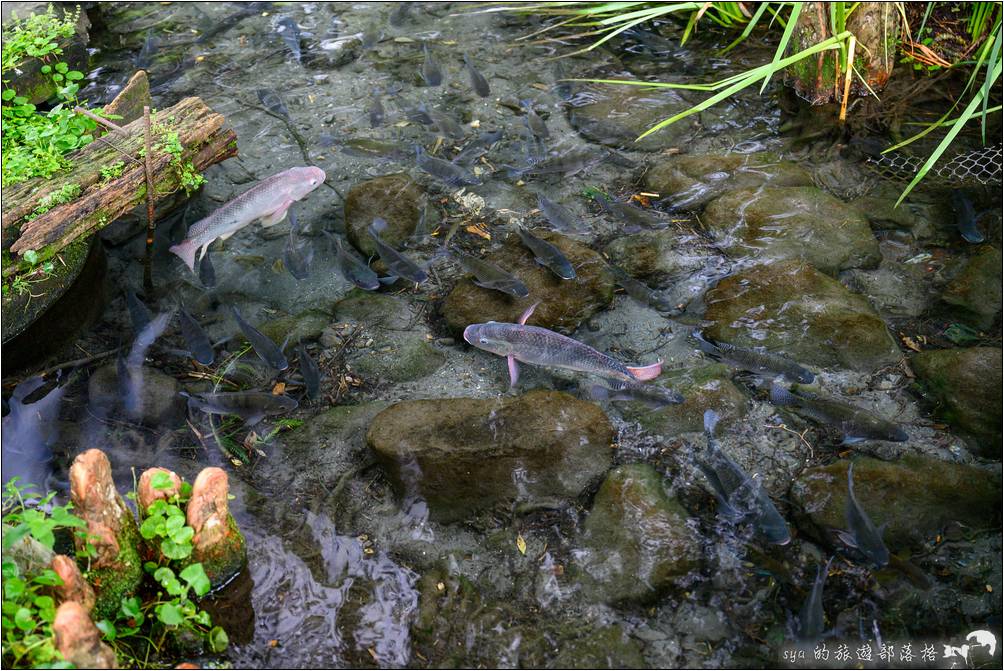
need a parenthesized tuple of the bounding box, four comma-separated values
(100, 160, 125, 182)
(26, 181, 81, 220)
(154, 127, 206, 195)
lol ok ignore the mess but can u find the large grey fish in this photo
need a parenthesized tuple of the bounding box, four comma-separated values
(426, 106, 465, 140)
(406, 106, 434, 126)
(769, 383, 909, 444)
(1, 376, 65, 496)
(693, 331, 815, 383)
(326, 232, 380, 291)
(588, 380, 683, 408)
(836, 462, 890, 568)
(515, 226, 575, 280)
(297, 343, 321, 400)
(537, 196, 579, 232)
(178, 308, 215, 366)
(230, 306, 289, 371)
(797, 557, 833, 642)
(506, 149, 604, 179)
(135, 30, 160, 69)
(594, 193, 665, 229)
(421, 43, 442, 86)
(522, 100, 549, 140)
(698, 409, 791, 545)
(609, 265, 680, 314)
(169, 166, 326, 272)
(199, 247, 217, 288)
(257, 88, 290, 118)
(464, 302, 661, 387)
(463, 52, 490, 97)
(951, 189, 985, 243)
(283, 206, 312, 280)
(454, 251, 529, 298)
(181, 390, 297, 426)
(415, 146, 481, 187)
(123, 312, 173, 420)
(275, 17, 302, 63)
(125, 290, 152, 333)
(368, 219, 427, 284)
(452, 129, 504, 165)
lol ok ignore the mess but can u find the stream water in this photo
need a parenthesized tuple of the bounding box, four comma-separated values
(4, 2, 1002, 668)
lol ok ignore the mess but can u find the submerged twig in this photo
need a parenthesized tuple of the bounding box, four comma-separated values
(142, 106, 157, 295)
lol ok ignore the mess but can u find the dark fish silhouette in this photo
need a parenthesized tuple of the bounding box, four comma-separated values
(415, 146, 481, 187)
(230, 306, 289, 371)
(369, 91, 385, 128)
(182, 390, 297, 426)
(797, 557, 833, 642)
(609, 265, 680, 314)
(588, 380, 684, 408)
(693, 331, 814, 383)
(368, 219, 427, 284)
(283, 206, 312, 280)
(421, 43, 442, 86)
(326, 232, 380, 291)
(515, 226, 575, 280)
(275, 17, 302, 63)
(454, 251, 529, 298)
(836, 462, 890, 568)
(522, 100, 549, 140)
(178, 308, 215, 365)
(537, 195, 579, 232)
(452, 129, 504, 165)
(125, 290, 153, 333)
(951, 189, 985, 243)
(257, 88, 290, 118)
(122, 312, 173, 420)
(297, 343, 321, 400)
(199, 247, 217, 288)
(1, 377, 65, 496)
(463, 52, 490, 97)
(769, 383, 908, 444)
(136, 30, 160, 70)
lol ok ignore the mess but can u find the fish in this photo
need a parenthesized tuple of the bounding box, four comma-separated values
(125, 290, 152, 333)
(297, 343, 321, 400)
(1, 376, 65, 496)
(361, 25, 382, 50)
(588, 380, 684, 408)
(594, 193, 665, 229)
(464, 302, 662, 387)
(415, 146, 481, 187)
(326, 232, 380, 290)
(698, 409, 791, 545)
(454, 251, 529, 298)
(421, 43, 442, 86)
(522, 101, 549, 140)
(769, 383, 909, 444)
(551, 60, 574, 101)
(951, 189, 985, 243)
(406, 106, 434, 126)
(122, 312, 173, 420)
(368, 219, 427, 284)
(609, 265, 680, 314)
(178, 308, 215, 366)
(463, 52, 490, 97)
(230, 306, 289, 371)
(369, 91, 385, 128)
(693, 331, 815, 383)
(536, 196, 579, 232)
(275, 17, 302, 63)
(181, 390, 297, 426)
(515, 226, 576, 280)
(283, 206, 312, 280)
(169, 166, 326, 272)
(257, 88, 290, 118)
(195, 2, 269, 44)
(135, 30, 160, 70)
(797, 557, 833, 642)
(506, 149, 605, 179)
(199, 247, 217, 288)
(836, 462, 890, 568)
(452, 129, 504, 165)
(389, 3, 412, 27)
(427, 107, 466, 140)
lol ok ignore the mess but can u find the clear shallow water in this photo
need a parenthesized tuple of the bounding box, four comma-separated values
(5, 2, 1002, 668)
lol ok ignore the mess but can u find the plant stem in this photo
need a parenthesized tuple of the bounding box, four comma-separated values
(74, 106, 126, 135)
(839, 35, 857, 122)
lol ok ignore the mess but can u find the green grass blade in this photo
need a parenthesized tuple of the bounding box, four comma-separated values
(760, 2, 803, 94)
(917, 1, 935, 38)
(979, 19, 1002, 142)
(722, 2, 772, 53)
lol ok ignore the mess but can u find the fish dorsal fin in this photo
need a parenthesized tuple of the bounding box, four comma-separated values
(517, 302, 540, 325)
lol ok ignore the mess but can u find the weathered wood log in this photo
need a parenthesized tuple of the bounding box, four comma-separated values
(2, 95, 237, 274)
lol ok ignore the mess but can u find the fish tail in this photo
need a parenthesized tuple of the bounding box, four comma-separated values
(587, 385, 611, 401)
(627, 360, 661, 381)
(703, 409, 720, 436)
(169, 240, 198, 272)
(692, 330, 719, 355)
(769, 381, 797, 407)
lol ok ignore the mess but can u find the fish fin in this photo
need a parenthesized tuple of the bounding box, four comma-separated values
(517, 302, 540, 325)
(378, 275, 398, 285)
(259, 204, 291, 228)
(692, 331, 721, 357)
(627, 360, 662, 381)
(244, 412, 266, 427)
(218, 230, 237, 241)
(841, 435, 866, 446)
(703, 409, 720, 435)
(168, 240, 198, 272)
(587, 385, 611, 401)
(507, 355, 519, 388)
(835, 529, 858, 548)
(769, 382, 797, 406)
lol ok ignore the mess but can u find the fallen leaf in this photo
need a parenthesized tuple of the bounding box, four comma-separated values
(901, 336, 922, 352)
(465, 224, 490, 240)
(516, 534, 527, 555)
(272, 381, 286, 395)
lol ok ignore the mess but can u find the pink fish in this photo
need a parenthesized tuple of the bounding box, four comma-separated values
(463, 302, 662, 388)
(169, 166, 325, 271)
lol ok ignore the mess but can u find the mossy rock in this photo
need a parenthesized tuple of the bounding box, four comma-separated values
(790, 456, 1001, 552)
(442, 230, 614, 335)
(574, 464, 700, 604)
(603, 228, 709, 287)
(348, 332, 446, 383)
(940, 246, 1003, 330)
(88, 515, 144, 620)
(703, 261, 901, 372)
(567, 83, 695, 152)
(343, 173, 423, 257)
(192, 514, 247, 587)
(702, 186, 881, 275)
(622, 363, 749, 436)
(643, 153, 812, 210)
(258, 308, 330, 345)
(911, 347, 1002, 455)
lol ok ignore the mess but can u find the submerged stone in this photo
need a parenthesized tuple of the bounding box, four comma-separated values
(343, 173, 424, 257)
(911, 347, 1002, 455)
(843, 262, 931, 319)
(702, 186, 881, 275)
(791, 456, 1001, 551)
(258, 308, 330, 345)
(622, 363, 748, 436)
(940, 246, 1003, 330)
(644, 153, 813, 210)
(442, 230, 614, 335)
(568, 84, 694, 152)
(575, 464, 700, 604)
(603, 228, 709, 287)
(703, 261, 901, 372)
(87, 363, 184, 427)
(366, 391, 613, 522)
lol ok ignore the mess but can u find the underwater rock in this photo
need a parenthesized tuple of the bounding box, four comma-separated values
(843, 262, 931, 319)
(621, 363, 749, 435)
(702, 186, 881, 275)
(940, 246, 1003, 330)
(704, 261, 901, 372)
(343, 173, 424, 257)
(367, 391, 613, 522)
(644, 153, 813, 210)
(69, 449, 143, 618)
(53, 601, 117, 669)
(911, 347, 1002, 455)
(568, 84, 694, 152)
(791, 456, 1001, 552)
(442, 230, 614, 335)
(137, 467, 182, 512)
(186, 467, 247, 587)
(51, 554, 95, 613)
(283, 402, 390, 475)
(258, 308, 330, 345)
(603, 228, 708, 288)
(87, 363, 184, 427)
(575, 464, 700, 604)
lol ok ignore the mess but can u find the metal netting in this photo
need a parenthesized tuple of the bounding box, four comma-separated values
(864, 143, 1002, 186)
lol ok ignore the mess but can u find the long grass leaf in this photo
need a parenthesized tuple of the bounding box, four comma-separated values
(760, 2, 803, 94)
(979, 19, 1002, 142)
(722, 2, 772, 53)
